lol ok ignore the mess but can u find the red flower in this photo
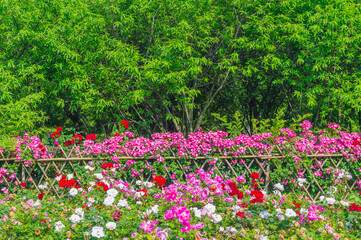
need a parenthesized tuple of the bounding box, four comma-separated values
(65, 179, 76, 188)
(250, 189, 264, 203)
(64, 138, 75, 146)
(50, 131, 61, 139)
(40, 219, 46, 223)
(114, 133, 120, 137)
(20, 182, 27, 188)
(240, 202, 248, 208)
(251, 179, 258, 189)
(151, 175, 167, 188)
(59, 178, 67, 187)
(72, 134, 83, 144)
(74, 185, 81, 189)
(138, 188, 148, 197)
(250, 172, 260, 179)
(226, 182, 244, 199)
(95, 181, 109, 192)
(352, 139, 360, 147)
(121, 120, 129, 129)
(102, 162, 114, 170)
(38, 192, 44, 200)
(85, 134, 97, 141)
(293, 201, 301, 208)
(57, 126, 63, 132)
(295, 210, 301, 216)
(236, 212, 245, 218)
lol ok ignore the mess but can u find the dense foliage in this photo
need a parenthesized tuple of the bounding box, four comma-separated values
(1, 0, 361, 138)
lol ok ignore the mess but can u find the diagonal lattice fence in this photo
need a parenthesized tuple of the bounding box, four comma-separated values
(1, 144, 359, 201)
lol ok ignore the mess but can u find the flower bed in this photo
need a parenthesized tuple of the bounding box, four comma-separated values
(0, 163, 360, 239)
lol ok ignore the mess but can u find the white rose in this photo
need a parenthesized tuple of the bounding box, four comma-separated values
(94, 173, 104, 180)
(91, 226, 105, 238)
(340, 200, 349, 206)
(326, 197, 336, 205)
(285, 208, 297, 218)
(117, 199, 128, 207)
(103, 197, 115, 206)
(204, 203, 216, 215)
(107, 189, 118, 198)
(274, 183, 284, 192)
(136, 180, 142, 186)
(69, 188, 78, 197)
(67, 174, 74, 180)
(151, 205, 159, 214)
(69, 214, 81, 224)
(211, 214, 222, 223)
(105, 222, 117, 230)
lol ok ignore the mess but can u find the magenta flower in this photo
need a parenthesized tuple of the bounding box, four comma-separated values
(139, 220, 155, 234)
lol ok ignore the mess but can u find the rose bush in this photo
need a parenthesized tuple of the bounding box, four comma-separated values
(0, 164, 360, 239)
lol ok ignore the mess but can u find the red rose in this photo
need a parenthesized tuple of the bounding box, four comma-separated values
(85, 134, 97, 141)
(59, 178, 66, 187)
(65, 179, 76, 188)
(151, 175, 167, 188)
(250, 172, 260, 179)
(121, 120, 129, 129)
(72, 134, 83, 144)
(64, 139, 74, 146)
(251, 179, 258, 189)
(40, 219, 46, 223)
(114, 133, 120, 137)
(102, 162, 114, 170)
(293, 201, 301, 208)
(51, 131, 61, 139)
(236, 212, 245, 218)
(38, 192, 44, 200)
(352, 139, 360, 147)
(20, 182, 27, 188)
(95, 181, 109, 192)
(57, 126, 63, 131)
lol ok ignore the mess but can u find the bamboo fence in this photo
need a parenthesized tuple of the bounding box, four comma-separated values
(0, 144, 359, 200)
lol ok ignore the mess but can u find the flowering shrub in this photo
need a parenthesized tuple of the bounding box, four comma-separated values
(0, 165, 360, 239)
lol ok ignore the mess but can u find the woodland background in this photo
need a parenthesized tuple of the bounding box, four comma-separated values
(1, 0, 361, 140)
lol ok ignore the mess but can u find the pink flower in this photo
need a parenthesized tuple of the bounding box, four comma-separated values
(175, 207, 191, 225)
(308, 211, 318, 221)
(163, 209, 174, 220)
(131, 232, 138, 238)
(139, 220, 156, 234)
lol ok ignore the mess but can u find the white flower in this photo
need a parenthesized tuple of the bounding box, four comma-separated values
(326, 197, 336, 205)
(105, 222, 117, 230)
(300, 208, 308, 214)
(285, 208, 297, 218)
(328, 186, 337, 194)
(211, 214, 222, 223)
(55, 175, 62, 181)
(193, 208, 202, 218)
(340, 200, 350, 206)
(260, 235, 269, 240)
(151, 205, 159, 214)
(94, 173, 104, 180)
(204, 203, 216, 215)
(38, 184, 48, 190)
(117, 199, 128, 207)
(276, 214, 285, 221)
(136, 201, 143, 205)
(67, 174, 74, 180)
(226, 227, 238, 237)
(274, 183, 284, 192)
(91, 226, 105, 238)
(259, 211, 272, 219)
(103, 197, 115, 206)
(69, 214, 81, 224)
(69, 188, 78, 197)
(136, 180, 142, 186)
(338, 173, 345, 179)
(75, 208, 84, 218)
(134, 192, 144, 198)
(273, 190, 281, 197)
(54, 221, 65, 232)
(143, 181, 154, 188)
(89, 181, 96, 187)
(85, 165, 95, 171)
(88, 197, 95, 205)
(88, 187, 93, 192)
(297, 178, 307, 187)
(33, 200, 41, 208)
(118, 183, 126, 190)
(219, 227, 225, 232)
(107, 189, 118, 198)
(320, 196, 325, 201)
